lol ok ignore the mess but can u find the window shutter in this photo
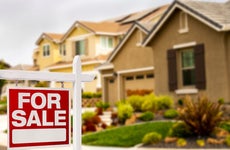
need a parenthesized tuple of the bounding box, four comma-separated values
(167, 49, 178, 91)
(194, 44, 206, 89)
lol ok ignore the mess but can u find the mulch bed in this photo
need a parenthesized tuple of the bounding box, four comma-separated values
(140, 137, 229, 149)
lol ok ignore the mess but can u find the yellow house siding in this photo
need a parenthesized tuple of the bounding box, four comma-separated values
(37, 39, 62, 70)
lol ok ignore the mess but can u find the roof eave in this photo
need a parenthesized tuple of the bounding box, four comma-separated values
(143, 1, 224, 46)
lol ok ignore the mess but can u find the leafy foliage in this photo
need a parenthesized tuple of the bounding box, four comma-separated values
(178, 96, 223, 136)
(139, 111, 154, 121)
(117, 103, 134, 124)
(168, 121, 193, 137)
(126, 95, 144, 112)
(164, 109, 178, 119)
(142, 132, 162, 145)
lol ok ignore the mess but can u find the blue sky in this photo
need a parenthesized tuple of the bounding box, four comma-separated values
(0, 0, 173, 66)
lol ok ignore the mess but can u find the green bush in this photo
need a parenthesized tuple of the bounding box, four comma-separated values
(96, 101, 110, 110)
(168, 121, 193, 137)
(164, 109, 178, 119)
(156, 95, 173, 110)
(82, 92, 93, 99)
(226, 135, 230, 147)
(117, 103, 134, 123)
(126, 95, 144, 112)
(177, 138, 187, 147)
(93, 92, 102, 98)
(82, 111, 96, 123)
(141, 94, 158, 112)
(0, 104, 7, 114)
(219, 122, 230, 132)
(142, 132, 162, 145)
(139, 111, 154, 121)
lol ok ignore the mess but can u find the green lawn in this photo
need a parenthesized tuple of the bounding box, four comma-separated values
(82, 121, 174, 147)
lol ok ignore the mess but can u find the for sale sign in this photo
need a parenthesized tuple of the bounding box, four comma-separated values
(8, 87, 70, 149)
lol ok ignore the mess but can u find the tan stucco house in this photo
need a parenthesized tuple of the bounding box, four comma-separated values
(98, 5, 169, 105)
(143, 0, 230, 102)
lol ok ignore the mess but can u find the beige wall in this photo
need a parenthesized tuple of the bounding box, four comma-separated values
(101, 28, 155, 104)
(148, 9, 230, 102)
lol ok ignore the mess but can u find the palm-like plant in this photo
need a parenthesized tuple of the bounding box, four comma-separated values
(178, 96, 223, 137)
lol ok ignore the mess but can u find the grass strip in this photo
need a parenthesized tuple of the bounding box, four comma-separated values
(82, 121, 174, 147)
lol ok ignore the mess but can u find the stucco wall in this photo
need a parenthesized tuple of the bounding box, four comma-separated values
(148, 9, 230, 102)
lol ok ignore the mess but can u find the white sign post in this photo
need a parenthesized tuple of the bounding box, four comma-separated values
(0, 56, 95, 150)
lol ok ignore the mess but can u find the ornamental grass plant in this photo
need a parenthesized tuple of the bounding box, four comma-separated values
(178, 96, 223, 137)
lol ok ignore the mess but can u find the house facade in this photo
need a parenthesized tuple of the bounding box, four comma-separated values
(33, 5, 168, 93)
(98, 5, 169, 105)
(143, 0, 230, 102)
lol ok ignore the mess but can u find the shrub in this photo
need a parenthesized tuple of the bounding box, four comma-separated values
(178, 96, 223, 136)
(141, 94, 158, 112)
(35, 81, 49, 87)
(176, 138, 187, 147)
(226, 135, 230, 147)
(117, 103, 134, 124)
(156, 95, 173, 110)
(0, 104, 7, 114)
(139, 111, 154, 121)
(82, 92, 93, 99)
(82, 111, 96, 123)
(218, 98, 224, 104)
(142, 132, 162, 145)
(93, 92, 102, 98)
(196, 139, 205, 147)
(96, 101, 110, 110)
(219, 122, 230, 132)
(126, 95, 144, 112)
(164, 109, 178, 119)
(168, 121, 193, 137)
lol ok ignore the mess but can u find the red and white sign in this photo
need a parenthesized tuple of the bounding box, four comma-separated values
(8, 87, 70, 149)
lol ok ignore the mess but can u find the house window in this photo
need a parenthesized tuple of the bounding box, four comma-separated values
(136, 75, 144, 80)
(101, 36, 113, 49)
(167, 44, 206, 91)
(146, 74, 154, 78)
(126, 76, 134, 81)
(43, 45, 50, 57)
(75, 40, 85, 55)
(179, 12, 188, 33)
(59, 44, 66, 56)
(181, 50, 195, 86)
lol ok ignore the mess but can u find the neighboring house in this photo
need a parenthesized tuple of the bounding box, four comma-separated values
(98, 5, 169, 105)
(143, 0, 230, 102)
(33, 5, 168, 93)
(35, 33, 64, 70)
(45, 21, 129, 92)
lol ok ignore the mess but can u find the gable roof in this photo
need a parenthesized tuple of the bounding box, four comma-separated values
(106, 4, 169, 64)
(107, 22, 150, 63)
(61, 21, 129, 42)
(143, 0, 230, 46)
(36, 33, 64, 45)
